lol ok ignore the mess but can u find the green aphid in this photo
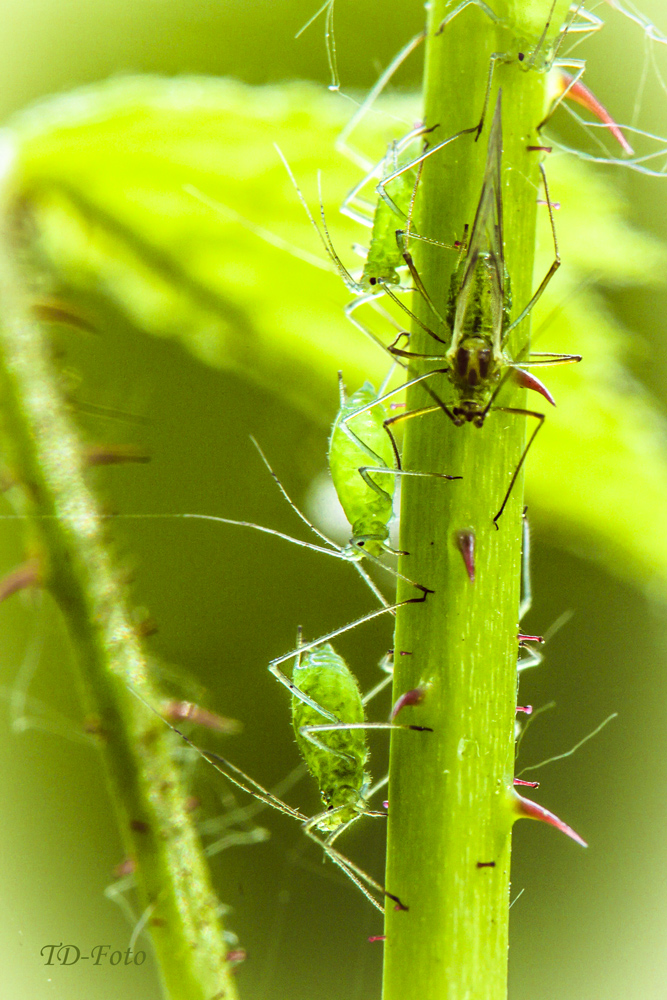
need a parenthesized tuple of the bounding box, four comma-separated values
(328, 380, 396, 559)
(347, 126, 430, 293)
(292, 643, 370, 830)
(385, 92, 580, 523)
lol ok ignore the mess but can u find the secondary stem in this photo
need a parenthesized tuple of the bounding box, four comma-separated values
(0, 194, 238, 1000)
(382, 3, 568, 998)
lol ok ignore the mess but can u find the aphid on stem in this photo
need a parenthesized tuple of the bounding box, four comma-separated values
(373, 92, 581, 524)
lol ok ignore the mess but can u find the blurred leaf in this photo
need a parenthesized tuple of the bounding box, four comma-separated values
(530, 155, 667, 598)
(4, 75, 408, 421)
(4, 75, 667, 596)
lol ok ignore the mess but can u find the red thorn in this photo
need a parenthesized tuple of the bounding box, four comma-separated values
(537, 198, 561, 210)
(226, 949, 247, 965)
(512, 368, 556, 406)
(516, 705, 533, 715)
(557, 71, 634, 155)
(85, 444, 150, 466)
(514, 793, 587, 847)
(162, 701, 243, 735)
(368, 935, 386, 943)
(0, 559, 41, 602)
(399, 650, 413, 656)
(390, 687, 426, 720)
(514, 778, 539, 788)
(382, 800, 389, 810)
(518, 633, 545, 644)
(454, 529, 475, 582)
(113, 856, 136, 878)
(32, 299, 97, 333)
(476, 861, 496, 868)
(527, 145, 552, 152)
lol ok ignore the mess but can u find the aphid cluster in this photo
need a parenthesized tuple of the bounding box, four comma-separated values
(180, 9, 626, 909)
(15, 0, 631, 928)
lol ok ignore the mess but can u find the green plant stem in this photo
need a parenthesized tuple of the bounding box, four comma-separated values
(382, 3, 570, 998)
(0, 212, 238, 999)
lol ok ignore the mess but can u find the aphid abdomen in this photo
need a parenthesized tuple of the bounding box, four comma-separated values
(292, 644, 369, 815)
(328, 383, 395, 535)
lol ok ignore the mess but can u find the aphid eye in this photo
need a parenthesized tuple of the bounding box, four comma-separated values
(518, 51, 525, 61)
(369, 277, 377, 285)
(456, 347, 470, 377)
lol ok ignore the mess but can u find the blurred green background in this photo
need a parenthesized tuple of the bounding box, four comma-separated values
(1, 2, 667, 999)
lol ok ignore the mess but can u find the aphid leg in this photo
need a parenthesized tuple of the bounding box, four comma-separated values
(492, 407, 545, 527)
(344, 292, 412, 365)
(338, 369, 456, 496)
(434, 0, 503, 38)
(503, 163, 560, 341)
(518, 643, 544, 672)
(518, 508, 532, 619)
(340, 122, 433, 226)
(383, 280, 449, 343)
(336, 31, 426, 171)
(297, 720, 432, 756)
(360, 653, 394, 707)
(375, 125, 478, 219)
(302, 814, 400, 912)
(269, 590, 431, 691)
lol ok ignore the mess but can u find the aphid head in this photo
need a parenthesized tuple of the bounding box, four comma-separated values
(317, 783, 368, 830)
(451, 403, 487, 428)
(347, 519, 390, 559)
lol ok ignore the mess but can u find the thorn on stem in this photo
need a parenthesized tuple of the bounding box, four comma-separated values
(512, 368, 556, 406)
(85, 444, 150, 466)
(454, 529, 475, 582)
(514, 792, 587, 847)
(0, 559, 41, 602)
(162, 701, 243, 735)
(391, 687, 426, 720)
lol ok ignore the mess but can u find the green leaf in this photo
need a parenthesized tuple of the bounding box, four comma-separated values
(4, 75, 406, 421)
(5, 75, 667, 596)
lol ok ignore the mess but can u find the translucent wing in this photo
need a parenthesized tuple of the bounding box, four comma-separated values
(452, 92, 505, 355)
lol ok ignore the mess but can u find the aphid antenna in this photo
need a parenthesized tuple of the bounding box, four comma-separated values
(274, 144, 359, 293)
(183, 184, 332, 274)
(295, 1, 339, 92)
(247, 435, 392, 608)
